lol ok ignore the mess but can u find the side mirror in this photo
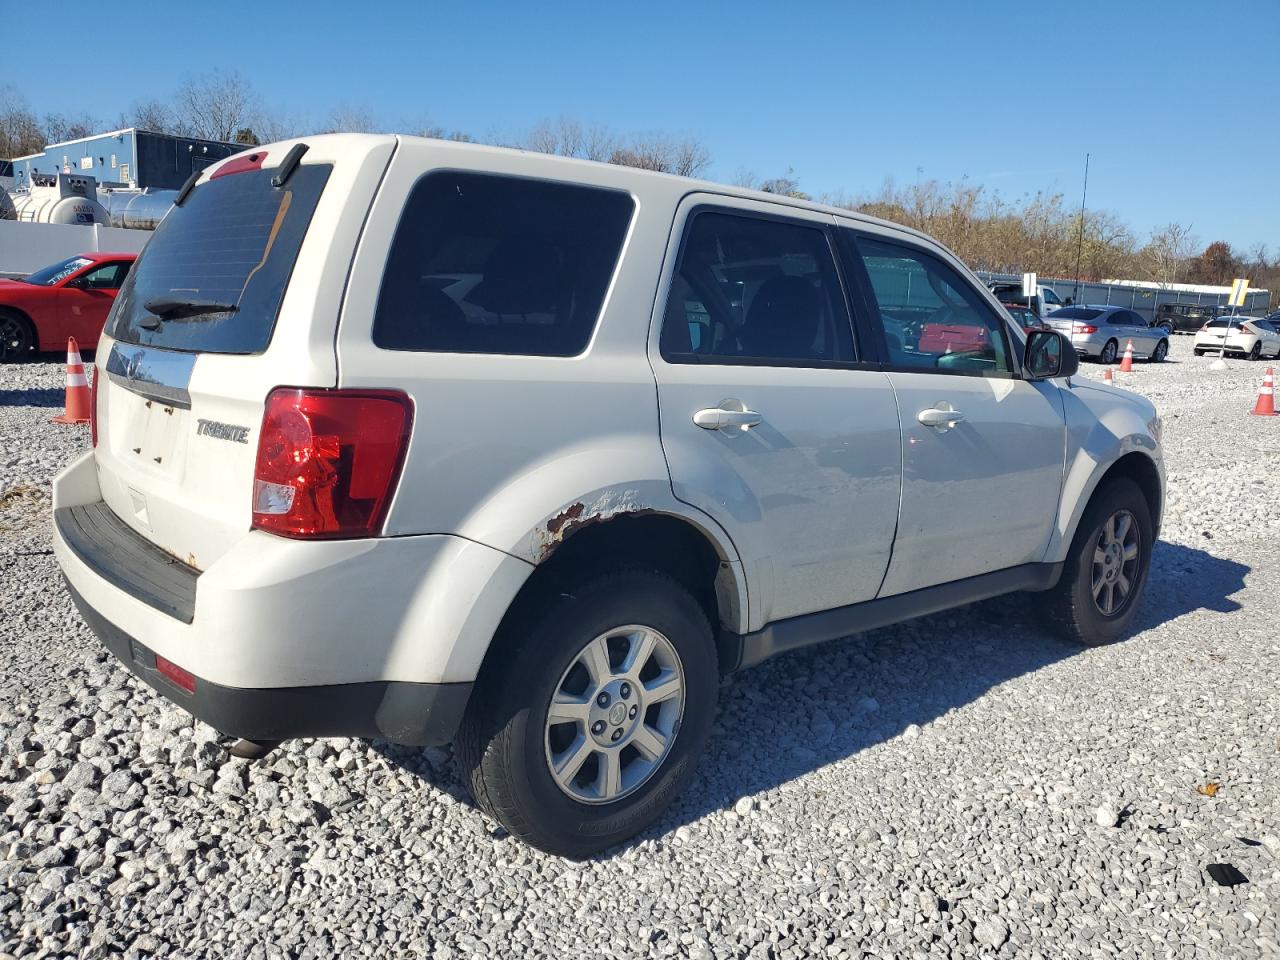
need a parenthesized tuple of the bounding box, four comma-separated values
(1024, 330, 1078, 380)
(1064, 296, 1074, 306)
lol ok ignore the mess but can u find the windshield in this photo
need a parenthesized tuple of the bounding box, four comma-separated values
(22, 256, 92, 286)
(107, 163, 332, 354)
(1049, 307, 1102, 320)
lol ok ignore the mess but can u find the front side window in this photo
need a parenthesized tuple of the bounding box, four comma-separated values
(852, 234, 1011, 374)
(373, 172, 634, 357)
(77, 262, 129, 289)
(660, 211, 854, 364)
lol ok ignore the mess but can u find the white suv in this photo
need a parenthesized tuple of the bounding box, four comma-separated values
(53, 135, 1165, 856)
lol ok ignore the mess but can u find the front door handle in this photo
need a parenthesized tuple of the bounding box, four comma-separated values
(917, 402, 965, 432)
(693, 399, 762, 435)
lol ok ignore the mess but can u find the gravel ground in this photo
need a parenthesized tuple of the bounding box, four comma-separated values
(1, 338, 1278, 959)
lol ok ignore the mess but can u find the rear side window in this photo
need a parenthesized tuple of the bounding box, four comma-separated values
(660, 211, 855, 365)
(372, 172, 634, 357)
(107, 164, 332, 354)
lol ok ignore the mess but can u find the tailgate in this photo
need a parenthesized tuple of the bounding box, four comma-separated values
(91, 136, 396, 571)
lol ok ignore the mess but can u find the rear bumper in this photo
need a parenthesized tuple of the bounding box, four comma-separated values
(52, 450, 533, 743)
(66, 581, 471, 745)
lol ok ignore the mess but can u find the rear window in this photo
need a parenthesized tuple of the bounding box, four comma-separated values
(107, 164, 332, 354)
(372, 172, 634, 357)
(1206, 318, 1248, 328)
(1050, 307, 1102, 321)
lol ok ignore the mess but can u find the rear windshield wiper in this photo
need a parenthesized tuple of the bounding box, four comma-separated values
(143, 296, 239, 319)
(138, 297, 238, 331)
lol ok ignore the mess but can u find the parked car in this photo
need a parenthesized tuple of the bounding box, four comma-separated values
(0, 252, 137, 360)
(1155, 302, 1218, 334)
(988, 281, 1069, 318)
(53, 135, 1165, 856)
(1193, 316, 1280, 360)
(1045, 305, 1170, 363)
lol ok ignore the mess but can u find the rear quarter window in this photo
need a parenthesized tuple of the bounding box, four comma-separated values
(107, 163, 332, 354)
(372, 172, 635, 357)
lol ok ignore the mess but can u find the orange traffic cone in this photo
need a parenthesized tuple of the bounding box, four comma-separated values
(51, 337, 91, 425)
(1103, 367, 1114, 384)
(1119, 340, 1135, 373)
(1251, 367, 1277, 417)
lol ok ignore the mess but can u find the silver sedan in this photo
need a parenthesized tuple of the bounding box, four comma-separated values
(1045, 306, 1169, 363)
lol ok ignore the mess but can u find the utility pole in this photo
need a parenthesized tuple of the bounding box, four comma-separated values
(1073, 153, 1090, 302)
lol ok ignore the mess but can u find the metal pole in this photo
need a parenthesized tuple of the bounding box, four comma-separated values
(1073, 153, 1090, 302)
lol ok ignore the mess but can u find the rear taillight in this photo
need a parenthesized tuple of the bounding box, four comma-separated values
(89, 367, 99, 448)
(1073, 323, 1097, 334)
(252, 388, 413, 539)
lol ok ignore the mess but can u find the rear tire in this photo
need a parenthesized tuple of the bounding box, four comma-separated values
(1046, 478, 1154, 647)
(1151, 339, 1168, 362)
(1099, 339, 1119, 364)
(456, 568, 718, 858)
(1249, 342, 1262, 361)
(0, 310, 34, 362)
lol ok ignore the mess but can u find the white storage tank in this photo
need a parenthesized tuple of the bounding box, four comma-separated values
(12, 173, 110, 225)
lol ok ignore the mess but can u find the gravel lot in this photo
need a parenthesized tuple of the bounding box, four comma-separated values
(2, 338, 1278, 959)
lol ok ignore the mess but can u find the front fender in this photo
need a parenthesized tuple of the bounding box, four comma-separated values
(1043, 382, 1164, 563)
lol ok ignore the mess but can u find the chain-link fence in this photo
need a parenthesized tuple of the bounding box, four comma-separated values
(976, 272, 1272, 321)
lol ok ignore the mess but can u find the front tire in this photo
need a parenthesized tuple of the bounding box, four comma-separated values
(1151, 339, 1168, 362)
(456, 568, 718, 857)
(1046, 478, 1154, 647)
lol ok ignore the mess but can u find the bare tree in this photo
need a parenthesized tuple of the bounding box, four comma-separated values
(0, 85, 44, 158)
(1142, 222, 1196, 286)
(124, 98, 177, 134)
(43, 112, 97, 144)
(323, 103, 380, 134)
(174, 69, 259, 141)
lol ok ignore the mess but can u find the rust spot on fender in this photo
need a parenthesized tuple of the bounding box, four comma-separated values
(545, 502, 585, 537)
(534, 491, 654, 562)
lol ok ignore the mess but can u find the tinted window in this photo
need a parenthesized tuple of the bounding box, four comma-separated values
(854, 234, 1011, 374)
(373, 172, 634, 357)
(1051, 307, 1102, 320)
(1042, 288, 1063, 304)
(107, 164, 332, 354)
(660, 211, 854, 364)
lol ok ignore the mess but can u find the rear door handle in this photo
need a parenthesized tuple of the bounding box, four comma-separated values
(694, 399, 762, 434)
(917, 403, 965, 431)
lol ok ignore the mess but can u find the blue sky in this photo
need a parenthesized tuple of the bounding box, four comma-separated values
(10, 0, 1277, 251)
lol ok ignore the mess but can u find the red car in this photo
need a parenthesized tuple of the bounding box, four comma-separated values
(0, 252, 138, 360)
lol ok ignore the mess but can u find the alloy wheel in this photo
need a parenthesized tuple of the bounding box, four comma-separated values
(1101, 341, 1117, 364)
(0, 316, 29, 361)
(544, 625, 685, 805)
(1091, 509, 1141, 617)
